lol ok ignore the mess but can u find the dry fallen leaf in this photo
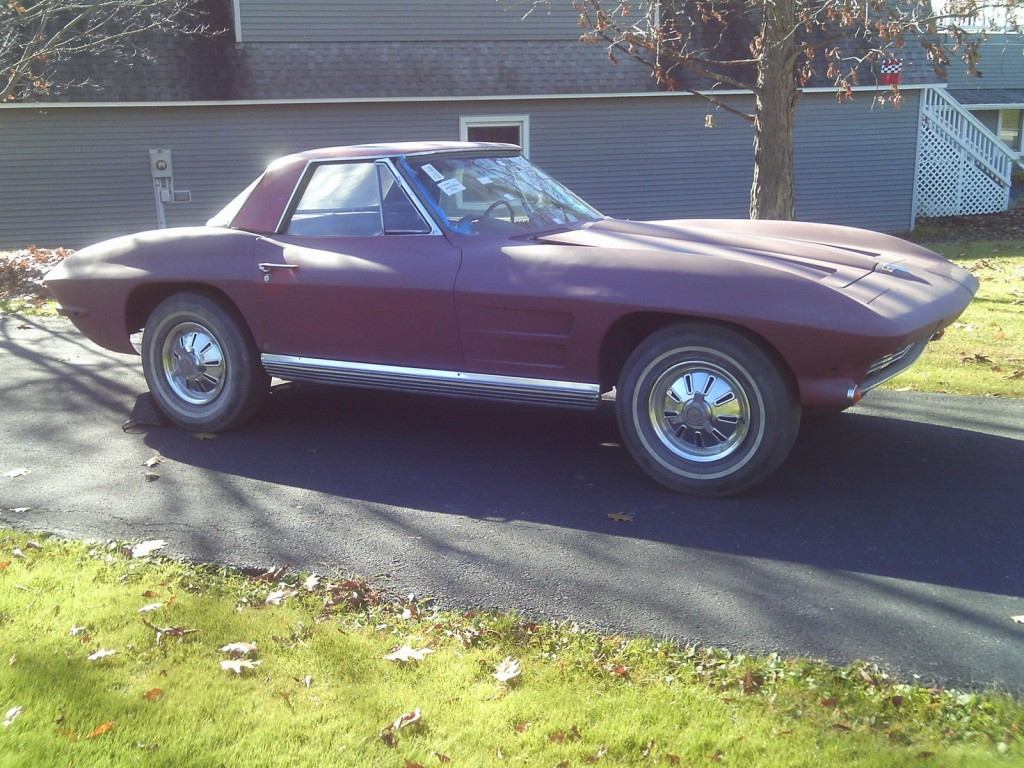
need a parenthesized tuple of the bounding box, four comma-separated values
(393, 709, 423, 731)
(220, 642, 259, 656)
(192, 432, 218, 441)
(605, 663, 630, 679)
(607, 512, 634, 523)
(87, 649, 116, 662)
(493, 656, 522, 684)
(3, 706, 23, 728)
(253, 565, 288, 583)
(11, 548, 25, 559)
(138, 603, 164, 614)
(384, 646, 434, 663)
(86, 721, 116, 739)
(130, 540, 167, 558)
(549, 726, 581, 744)
(265, 589, 299, 606)
(69, 626, 88, 637)
(143, 454, 164, 468)
(433, 754, 452, 764)
(664, 755, 680, 766)
(220, 658, 262, 675)
(142, 620, 198, 644)
(3, 468, 30, 479)
(25, 540, 41, 550)
(959, 352, 993, 364)
(303, 573, 321, 592)
(142, 688, 164, 702)
(404, 761, 425, 768)
(584, 746, 609, 763)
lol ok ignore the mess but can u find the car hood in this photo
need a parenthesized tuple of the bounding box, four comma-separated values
(537, 218, 976, 291)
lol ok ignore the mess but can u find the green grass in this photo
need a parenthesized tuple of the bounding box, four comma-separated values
(887, 240, 1024, 398)
(0, 531, 1020, 767)
(0, 297, 60, 317)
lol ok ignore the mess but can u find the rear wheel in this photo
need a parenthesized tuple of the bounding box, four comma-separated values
(616, 324, 800, 496)
(141, 293, 269, 432)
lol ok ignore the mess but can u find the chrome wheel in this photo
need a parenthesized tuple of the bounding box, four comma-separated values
(161, 322, 226, 405)
(648, 361, 750, 463)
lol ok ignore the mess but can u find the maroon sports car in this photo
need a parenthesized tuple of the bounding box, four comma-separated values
(44, 141, 977, 496)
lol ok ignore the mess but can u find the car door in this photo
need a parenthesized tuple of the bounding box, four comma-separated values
(254, 159, 464, 370)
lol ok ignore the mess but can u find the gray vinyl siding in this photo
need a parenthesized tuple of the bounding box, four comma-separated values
(944, 35, 1024, 90)
(238, 0, 584, 42)
(0, 92, 918, 249)
(971, 109, 1001, 134)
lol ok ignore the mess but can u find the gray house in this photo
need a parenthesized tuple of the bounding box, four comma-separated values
(0, 1, 1020, 249)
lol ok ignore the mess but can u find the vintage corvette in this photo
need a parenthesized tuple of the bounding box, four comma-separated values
(44, 141, 978, 496)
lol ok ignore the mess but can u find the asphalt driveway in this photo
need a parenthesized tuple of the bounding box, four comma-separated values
(2, 315, 1022, 691)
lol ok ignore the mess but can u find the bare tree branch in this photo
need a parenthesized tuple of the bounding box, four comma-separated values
(0, 0, 212, 102)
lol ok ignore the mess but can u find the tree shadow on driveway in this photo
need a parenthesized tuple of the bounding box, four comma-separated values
(142, 383, 1024, 599)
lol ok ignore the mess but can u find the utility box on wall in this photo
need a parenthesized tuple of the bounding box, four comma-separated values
(149, 148, 192, 228)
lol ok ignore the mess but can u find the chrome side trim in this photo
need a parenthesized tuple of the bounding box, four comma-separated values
(866, 343, 914, 375)
(261, 354, 602, 409)
(862, 339, 929, 393)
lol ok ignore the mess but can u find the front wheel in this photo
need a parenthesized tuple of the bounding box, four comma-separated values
(141, 292, 269, 432)
(616, 324, 800, 496)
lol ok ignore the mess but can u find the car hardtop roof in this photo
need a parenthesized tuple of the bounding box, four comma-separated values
(283, 141, 521, 163)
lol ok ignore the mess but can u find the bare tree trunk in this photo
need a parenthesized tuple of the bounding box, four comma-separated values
(749, 0, 798, 220)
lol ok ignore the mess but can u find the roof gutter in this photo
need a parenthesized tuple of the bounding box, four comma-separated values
(0, 83, 942, 110)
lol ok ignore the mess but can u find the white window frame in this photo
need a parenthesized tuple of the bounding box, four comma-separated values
(998, 108, 1024, 155)
(232, 0, 242, 43)
(459, 114, 531, 158)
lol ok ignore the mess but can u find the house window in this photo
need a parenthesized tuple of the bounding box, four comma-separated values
(998, 110, 1023, 153)
(460, 115, 530, 157)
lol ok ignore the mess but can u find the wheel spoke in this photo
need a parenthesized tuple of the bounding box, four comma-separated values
(648, 360, 751, 463)
(162, 322, 227, 406)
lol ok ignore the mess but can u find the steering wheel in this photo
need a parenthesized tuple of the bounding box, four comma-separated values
(457, 199, 516, 227)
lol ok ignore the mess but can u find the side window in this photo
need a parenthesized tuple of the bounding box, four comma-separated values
(286, 162, 430, 237)
(287, 162, 382, 237)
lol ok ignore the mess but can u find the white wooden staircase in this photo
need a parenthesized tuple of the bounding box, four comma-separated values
(915, 86, 1019, 217)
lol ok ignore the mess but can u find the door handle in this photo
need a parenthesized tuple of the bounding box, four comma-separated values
(258, 263, 299, 273)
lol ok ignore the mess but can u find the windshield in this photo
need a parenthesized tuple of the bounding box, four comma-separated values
(402, 154, 602, 236)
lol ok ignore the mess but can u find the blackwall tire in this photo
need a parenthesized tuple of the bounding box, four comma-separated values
(141, 292, 269, 432)
(616, 324, 800, 496)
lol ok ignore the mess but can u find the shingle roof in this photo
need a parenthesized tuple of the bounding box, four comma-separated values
(26, 0, 943, 105)
(948, 87, 1024, 105)
(38, 36, 662, 103)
